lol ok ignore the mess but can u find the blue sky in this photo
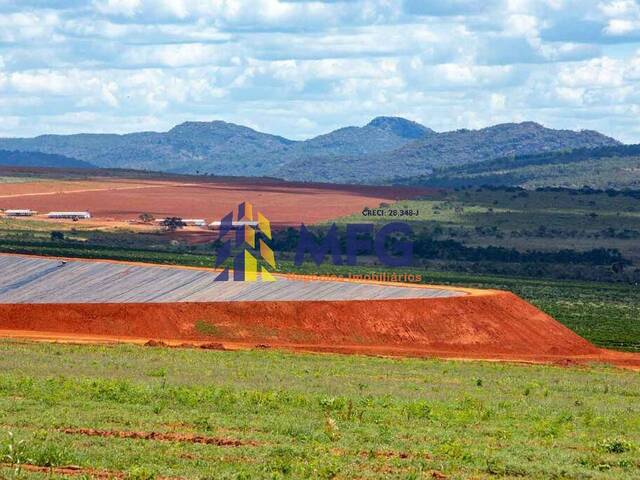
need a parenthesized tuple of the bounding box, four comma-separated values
(1, 0, 639, 142)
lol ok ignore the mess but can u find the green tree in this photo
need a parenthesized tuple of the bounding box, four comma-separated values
(160, 217, 185, 232)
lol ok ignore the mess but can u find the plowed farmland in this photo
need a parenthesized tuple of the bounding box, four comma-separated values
(0, 175, 429, 225)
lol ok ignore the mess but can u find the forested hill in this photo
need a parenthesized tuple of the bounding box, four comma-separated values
(274, 122, 620, 183)
(395, 144, 640, 190)
(0, 150, 95, 169)
(0, 119, 620, 184)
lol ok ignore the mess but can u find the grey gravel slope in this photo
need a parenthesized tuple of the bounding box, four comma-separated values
(0, 255, 463, 303)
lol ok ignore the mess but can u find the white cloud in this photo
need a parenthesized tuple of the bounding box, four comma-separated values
(9, 70, 80, 95)
(0, 11, 61, 42)
(599, 0, 638, 17)
(120, 43, 235, 67)
(599, 0, 640, 36)
(558, 57, 625, 87)
(490, 92, 507, 109)
(503, 14, 539, 37)
(93, 0, 142, 17)
(0, 0, 638, 143)
(606, 19, 640, 35)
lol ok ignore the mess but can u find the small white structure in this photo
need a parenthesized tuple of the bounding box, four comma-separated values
(47, 211, 91, 220)
(4, 209, 36, 217)
(208, 220, 259, 230)
(182, 219, 207, 227)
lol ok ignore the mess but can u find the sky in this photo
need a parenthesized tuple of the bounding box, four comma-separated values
(0, 0, 639, 142)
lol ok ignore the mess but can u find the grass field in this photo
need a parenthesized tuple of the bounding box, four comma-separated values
(1, 179, 640, 479)
(0, 341, 639, 479)
(0, 177, 44, 184)
(337, 188, 640, 263)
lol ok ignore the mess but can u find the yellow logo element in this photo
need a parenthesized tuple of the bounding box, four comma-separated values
(213, 202, 276, 282)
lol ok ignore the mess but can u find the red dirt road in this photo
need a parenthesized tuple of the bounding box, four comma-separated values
(1, 290, 638, 369)
(0, 177, 431, 225)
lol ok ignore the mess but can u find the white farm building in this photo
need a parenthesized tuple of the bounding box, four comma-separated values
(208, 220, 259, 230)
(4, 209, 36, 216)
(182, 219, 207, 227)
(46, 211, 91, 220)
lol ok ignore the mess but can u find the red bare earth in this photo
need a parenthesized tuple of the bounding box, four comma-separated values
(0, 178, 431, 225)
(1, 291, 639, 368)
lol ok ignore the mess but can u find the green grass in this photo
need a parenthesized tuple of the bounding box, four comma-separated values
(0, 176, 43, 184)
(336, 188, 640, 267)
(0, 218, 97, 232)
(341, 189, 640, 224)
(195, 320, 221, 336)
(0, 341, 639, 479)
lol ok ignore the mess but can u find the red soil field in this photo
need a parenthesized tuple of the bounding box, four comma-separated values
(0, 178, 175, 197)
(0, 177, 431, 225)
(1, 290, 639, 369)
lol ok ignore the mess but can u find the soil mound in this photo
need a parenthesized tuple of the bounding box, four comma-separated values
(0, 291, 601, 359)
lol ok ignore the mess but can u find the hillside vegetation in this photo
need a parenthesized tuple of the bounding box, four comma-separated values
(0, 117, 432, 176)
(0, 119, 619, 183)
(400, 144, 640, 189)
(278, 122, 619, 183)
(0, 150, 95, 169)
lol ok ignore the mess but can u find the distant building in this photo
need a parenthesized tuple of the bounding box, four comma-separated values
(182, 219, 207, 227)
(46, 211, 91, 219)
(208, 220, 259, 230)
(4, 209, 36, 216)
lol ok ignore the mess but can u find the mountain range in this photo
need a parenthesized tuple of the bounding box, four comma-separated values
(0, 117, 622, 184)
